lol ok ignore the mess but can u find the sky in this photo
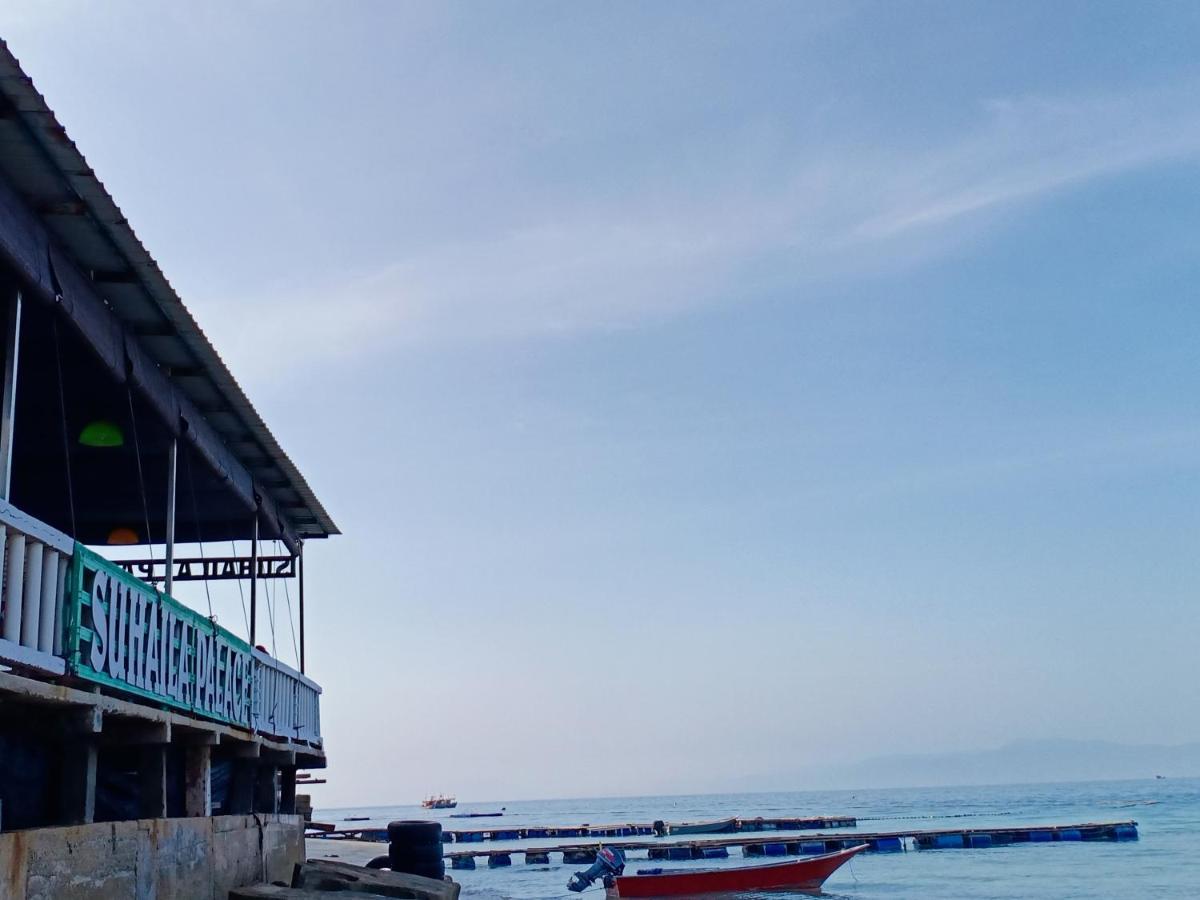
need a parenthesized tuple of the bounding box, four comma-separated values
(4, 1, 1200, 806)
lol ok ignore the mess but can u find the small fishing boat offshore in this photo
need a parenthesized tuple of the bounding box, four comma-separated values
(421, 794, 458, 809)
(567, 843, 868, 897)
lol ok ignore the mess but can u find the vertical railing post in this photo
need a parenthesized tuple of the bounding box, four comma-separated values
(0, 289, 21, 501)
(164, 438, 177, 596)
(249, 515, 258, 646)
(298, 546, 305, 674)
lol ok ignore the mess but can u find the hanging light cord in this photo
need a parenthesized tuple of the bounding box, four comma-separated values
(125, 385, 154, 558)
(51, 319, 77, 537)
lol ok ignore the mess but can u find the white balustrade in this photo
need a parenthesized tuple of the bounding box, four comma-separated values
(0, 498, 70, 675)
(250, 648, 322, 745)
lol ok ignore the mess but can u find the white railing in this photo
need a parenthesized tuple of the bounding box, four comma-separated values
(0, 497, 70, 675)
(0, 498, 322, 746)
(250, 648, 322, 746)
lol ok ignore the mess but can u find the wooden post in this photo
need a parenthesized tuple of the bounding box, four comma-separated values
(60, 741, 98, 824)
(298, 547, 305, 673)
(249, 515, 258, 646)
(280, 766, 297, 815)
(139, 746, 168, 818)
(0, 289, 20, 501)
(59, 707, 102, 826)
(228, 759, 256, 814)
(164, 439, 177, 595)
(254, 764, 279, 815)
(184, 745, 212, 817)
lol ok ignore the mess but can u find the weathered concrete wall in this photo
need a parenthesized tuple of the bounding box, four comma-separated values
(0, 814, 303, 899)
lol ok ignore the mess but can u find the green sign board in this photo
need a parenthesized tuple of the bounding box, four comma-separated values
(64, 545, 254, 728)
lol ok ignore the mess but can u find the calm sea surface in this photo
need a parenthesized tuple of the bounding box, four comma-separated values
(318, 778, 1199, 899)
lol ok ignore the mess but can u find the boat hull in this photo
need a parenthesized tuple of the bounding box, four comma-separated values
(666, 817, 738, 836)
(607, 844, 868, 898)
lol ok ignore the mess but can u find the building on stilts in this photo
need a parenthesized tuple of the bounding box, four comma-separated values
(0, 41, 337, 896)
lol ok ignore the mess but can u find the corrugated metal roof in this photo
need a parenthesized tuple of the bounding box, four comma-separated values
(0, 41, 337, 541)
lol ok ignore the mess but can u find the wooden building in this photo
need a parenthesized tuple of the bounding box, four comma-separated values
(0, 41, 335, 892)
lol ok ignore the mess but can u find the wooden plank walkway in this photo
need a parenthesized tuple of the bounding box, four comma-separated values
(432, 820, 1138, 869)
(319, 815, 858, 844)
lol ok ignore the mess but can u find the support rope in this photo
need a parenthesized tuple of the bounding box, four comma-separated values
(182, 445, 215, 621)
(51, 319, 76, 537)
(281, 542, 300, 668)
(125, 386, 154, 558)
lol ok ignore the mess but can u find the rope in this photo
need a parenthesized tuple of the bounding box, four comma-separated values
(281, 543, 300, 668)
(231, 537, 250, 638)
(125, 385, 154, 557)
(51, 319, 76, 536)
(263, 549, 278, 657)
(182, 445, 215, 620)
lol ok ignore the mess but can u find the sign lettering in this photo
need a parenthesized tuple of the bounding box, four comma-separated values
(68, 546, 254, 728)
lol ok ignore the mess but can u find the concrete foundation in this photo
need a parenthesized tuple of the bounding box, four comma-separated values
(0, 813, 303, 899)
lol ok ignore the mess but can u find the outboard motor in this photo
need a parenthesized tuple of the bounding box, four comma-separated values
(567, 847, 626, 892)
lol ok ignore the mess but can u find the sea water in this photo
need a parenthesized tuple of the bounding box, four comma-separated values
(318, 777, 1200, 899)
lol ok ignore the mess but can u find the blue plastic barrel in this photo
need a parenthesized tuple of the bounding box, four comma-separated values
(667, 847, 692, 861)
(1028, 831, 1053, 843)
(969, 834, 993, 848)
(1058, 829, 1082, 842)
(800, 841, 826, 855)
(935, 834, 964, 849)
(874, 837, 903, 852)
(700, 847, 729, 859)
(764, 842, 787, 856)
(451, 856, 476, 870)
(488, 853, 512, 868)
(1114, 825, 1139, 841)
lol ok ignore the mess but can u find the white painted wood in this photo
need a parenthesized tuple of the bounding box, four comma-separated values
(0, 635, 66, 674)
(53, 553, 68, 656)
(3, 532, 24, 643)
(0, 497, 73, 555)
(20, 539, 42, 648)
(38, 548, 58, 653)
(0, 292, 19, 501)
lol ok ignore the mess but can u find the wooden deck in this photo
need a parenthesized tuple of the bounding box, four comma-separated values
(419, 820, 1139, 868)
(319, 815, 858, 844)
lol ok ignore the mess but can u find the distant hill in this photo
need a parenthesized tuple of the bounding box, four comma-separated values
(736, 739, 1200, 791)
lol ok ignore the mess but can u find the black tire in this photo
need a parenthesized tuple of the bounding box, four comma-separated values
(387, 820, 442, 845)
(388, 846, 444, 867)
(387, 856, 445, 881)
(365, 855, 391, 870)
(389, 835, 443, 853)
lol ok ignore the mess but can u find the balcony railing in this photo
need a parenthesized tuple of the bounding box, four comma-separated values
(0, 499, 320, 747)
(251, 649, 322, 745)
(0, 497, 71, 676)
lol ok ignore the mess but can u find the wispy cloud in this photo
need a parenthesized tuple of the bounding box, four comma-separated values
(205, 78, 1200, 378)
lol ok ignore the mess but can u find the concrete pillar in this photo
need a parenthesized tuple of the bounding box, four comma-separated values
(254, 765, 279, 815)
(279, 767, 297, 815)
(60, 741, 98, 825)
(184, 745, 212, 817)
(139, 746, 168, 818)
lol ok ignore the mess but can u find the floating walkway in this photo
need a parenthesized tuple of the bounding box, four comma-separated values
(319, 815, 858, 844)
(436, 820, 1138, 869)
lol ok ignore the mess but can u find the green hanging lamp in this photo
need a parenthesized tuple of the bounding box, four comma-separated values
(79, 420, 124, 448)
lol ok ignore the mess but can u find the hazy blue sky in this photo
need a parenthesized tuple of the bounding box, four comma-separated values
(5, 2, 1200, 805)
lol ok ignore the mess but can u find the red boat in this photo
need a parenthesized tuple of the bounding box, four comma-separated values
(605, 844, 869, 898)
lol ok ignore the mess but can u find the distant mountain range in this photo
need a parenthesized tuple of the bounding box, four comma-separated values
(735, 739, 1200, 791)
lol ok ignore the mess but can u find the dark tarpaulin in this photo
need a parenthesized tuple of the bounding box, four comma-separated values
(0, 169, 297, 551)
